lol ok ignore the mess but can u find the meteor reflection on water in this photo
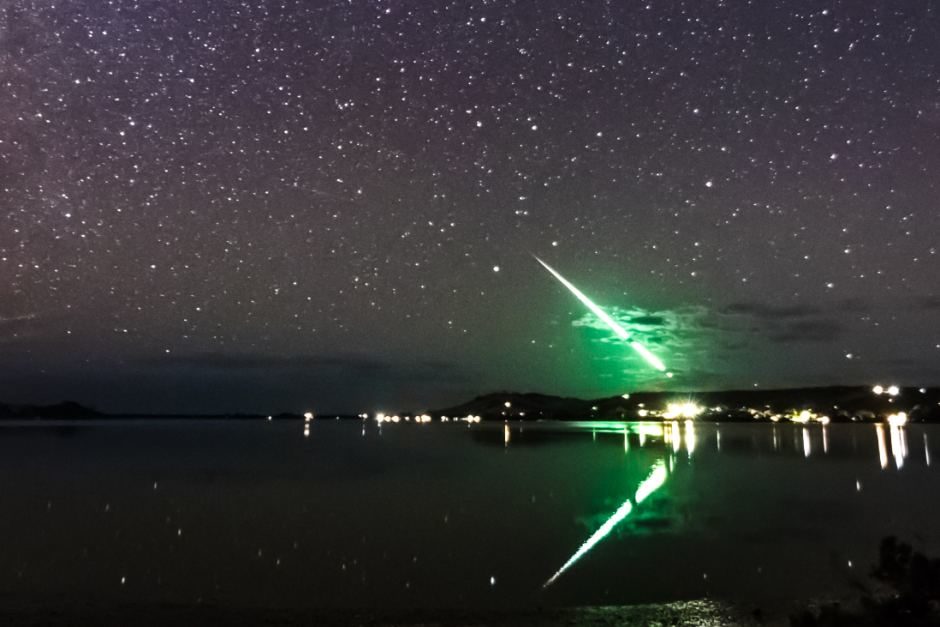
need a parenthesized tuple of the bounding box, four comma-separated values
(543, 459, 669, 588)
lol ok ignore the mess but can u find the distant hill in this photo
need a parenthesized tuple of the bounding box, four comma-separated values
(0, 401, 102, 420)
(431, 386, 940, 423)
(3, 385, 939, 422)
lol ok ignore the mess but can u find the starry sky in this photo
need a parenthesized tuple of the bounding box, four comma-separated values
(1, 0, 938, 414)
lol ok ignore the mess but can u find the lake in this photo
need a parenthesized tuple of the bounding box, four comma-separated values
(0, 419, 936, 617)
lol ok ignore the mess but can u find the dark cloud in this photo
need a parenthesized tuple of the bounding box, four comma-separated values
(0, 312, 42, 343)
(836, 297, 871, 313)
(142, 352, 379, 371)
(574, 300, 847, 391)
(768, 319, 843, 343)
(138, 352, 467, 384)
(715, 338, 753, 352)
(0, 313, 37, 325)
(918, 296, 940, 310)
(721, 303, 822, 319)
(717, 303, 845, 343)
(629, 315, 667, 326)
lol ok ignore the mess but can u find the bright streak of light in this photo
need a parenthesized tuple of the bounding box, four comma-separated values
(669, 421, 681, 454)
(543, 460, 667, 588)
(684, 420, 696, 456)
(634, 461, 668, 504)
(925, 434, 931, 467)
(802, 427, 811, 458)
(543, 501, 633, 588)
(876, 424, 889, 469)
(534, 257, 667, 372)
(637, 424, 664, 438)
(772, 425, 779, 451)
(822, 425, 829, 454)
(504, 423, 511, 447)
(623, 427, 629, 453)
(890, 425, 905, 470)
(629, 342, 667, 372)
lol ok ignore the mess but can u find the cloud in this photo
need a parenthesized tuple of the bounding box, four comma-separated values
(137, 351, 467, 384)
(918, 296, 940, 310)
(710, 302, 845, 343)
(571, 304, 710, 384)
(836, 297, 871, 313)
(767, 319, 843, 343)
(568, 299, 848, 386)
(0, 313, 38, 324)
(628, 315, 667, 326)
(720, 302, 821, 319)
(0, 312, 42, 343)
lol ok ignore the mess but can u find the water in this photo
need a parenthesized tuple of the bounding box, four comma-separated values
(0, 419, 936, 613)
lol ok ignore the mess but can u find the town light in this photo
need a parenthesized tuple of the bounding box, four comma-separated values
(887, 412, 908, 427)
(792, 410, 812, 424)
(663, 402, 703, 420)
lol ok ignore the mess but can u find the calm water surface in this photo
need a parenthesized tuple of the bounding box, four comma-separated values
(0, 419, 936, 611)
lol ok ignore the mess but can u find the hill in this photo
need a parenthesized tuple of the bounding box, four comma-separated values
(431, 386, 940, 422)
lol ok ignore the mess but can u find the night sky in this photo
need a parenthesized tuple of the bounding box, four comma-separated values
(2, 1, 938, 414)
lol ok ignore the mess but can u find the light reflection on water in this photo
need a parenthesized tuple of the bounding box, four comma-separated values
(549, 419, 920, 472)
(0, 418, 937, 612)
(544, 459, 670, 588)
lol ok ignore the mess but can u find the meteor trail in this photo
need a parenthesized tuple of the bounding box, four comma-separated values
(534, 257, 667, 372)
(543, 460, 669, 587)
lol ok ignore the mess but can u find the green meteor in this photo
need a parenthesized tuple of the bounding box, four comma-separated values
(534, 257, 667, 372)
(543, 460, 669, 587)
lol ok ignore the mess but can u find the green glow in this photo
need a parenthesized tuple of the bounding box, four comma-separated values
(563, 422, 663, 437)
(543, 460, 669, 587)
(629, 341, 667, 372)
(535, 257, 667, 372)
(543, 499, 634, 588)
(633, 461, 668, 504)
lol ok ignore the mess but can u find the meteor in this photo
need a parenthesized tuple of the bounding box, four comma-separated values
(543, 460, 669, 587)
(534, 257, 667, 372)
